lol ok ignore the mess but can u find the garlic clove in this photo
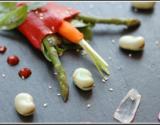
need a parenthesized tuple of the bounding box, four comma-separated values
(119, 35, 145, 51)
(15, 93, 36, 116)
(73, 68, 94, 91)
(132, 1, 156, 10)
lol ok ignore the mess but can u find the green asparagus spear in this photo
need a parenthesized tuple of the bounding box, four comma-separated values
(76, 15, 140, 28)
(42, 35, 69, 102)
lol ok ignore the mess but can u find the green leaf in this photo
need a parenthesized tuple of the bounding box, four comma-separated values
(41, 43, 52, 62)
(0, 5, 28, 30)
(70, 19, 94, 41)
(78, 26, 93, 41)
(27, 2, 47, 12)
(0, 2, 16, 13)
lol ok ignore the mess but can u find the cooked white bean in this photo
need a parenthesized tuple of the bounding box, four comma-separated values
(73, 68, 94, 91)
(119, 35, 145, 51)
(132, 1, 155, 10)
(15, 93, 36, 116)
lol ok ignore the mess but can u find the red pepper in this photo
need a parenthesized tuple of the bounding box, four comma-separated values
(18, 2, 80, 50)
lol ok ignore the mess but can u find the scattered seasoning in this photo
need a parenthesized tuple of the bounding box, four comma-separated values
(155, 41, 159, 45)
(109, 88, 114, 92)
(7, 55, 19, 66)
(18, 68, 32, 79)
(1, 73, 6, 78)
(112, 39, 115, 44)
(102, 79, 106, 83)
(102, 76, 109, 83)
(48, 85, 52, 89)
(104, 76, 109, 81)
(0, 45, 7, 54)
(128, 53, 132, 57)
(43, 103, 48, 108)
(86, 104, 91, 108)
(57, 93, 61, 96)
(155, 41, 160, 48)
(108, 56, 112, 60)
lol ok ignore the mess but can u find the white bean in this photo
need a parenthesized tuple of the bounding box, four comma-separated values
(15, 93, 36, 116)
(119, 35, 145, 51)
(132, 1, 155, 10)
(73, 68, 94, 91)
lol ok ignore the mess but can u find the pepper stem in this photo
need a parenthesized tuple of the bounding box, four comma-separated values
(77, 15, 140, 28)
(42, 35, 69, 102)
(79, 39, 110, 78)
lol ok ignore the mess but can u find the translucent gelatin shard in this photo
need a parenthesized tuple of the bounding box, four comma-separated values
(113, 89, 141, 123)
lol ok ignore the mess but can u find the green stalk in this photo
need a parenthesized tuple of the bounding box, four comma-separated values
(42, 35, 69, 102)
(76, 15, 140, 28)
(79, 39, 110, 78)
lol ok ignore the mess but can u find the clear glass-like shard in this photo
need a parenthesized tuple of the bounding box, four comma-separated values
(113, 89, 141, 123)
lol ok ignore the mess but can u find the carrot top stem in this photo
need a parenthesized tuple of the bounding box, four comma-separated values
(79, 39, 110, 78)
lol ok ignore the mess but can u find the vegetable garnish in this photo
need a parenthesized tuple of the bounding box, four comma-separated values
(58, 20, 110, 77)
(0, 2, 141, 102)
(42, 35, 69, 102)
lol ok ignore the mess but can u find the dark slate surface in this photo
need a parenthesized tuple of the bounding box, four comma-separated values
(0, 1, 160, 123)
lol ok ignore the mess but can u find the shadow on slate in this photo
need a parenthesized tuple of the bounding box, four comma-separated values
(119, 48, 144, 60)
(73, 83, 93, 100)
(131, 6, 155, 15)
(16, 112, 34, 123)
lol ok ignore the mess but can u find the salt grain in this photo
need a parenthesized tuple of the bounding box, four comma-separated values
(1, 73, 6, 78)
(87, 104, 91, 108)
(108, 57, 112, 60)
(109, 88, 114, 92)
(112, 39, 115, 44)
(48, 85, 52, 89)
(43, 103, 48, 108)
(102, 79, 106, 83)
(128, 53, 132, 57)
(57, 93, 61, 96)
(155, 41, 160, 48)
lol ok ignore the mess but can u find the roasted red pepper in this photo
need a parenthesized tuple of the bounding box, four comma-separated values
(18, 2, 79, 49)
(17, 2, 80, 102)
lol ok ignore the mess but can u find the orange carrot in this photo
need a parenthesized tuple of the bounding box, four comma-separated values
(58, 21, 83, 44)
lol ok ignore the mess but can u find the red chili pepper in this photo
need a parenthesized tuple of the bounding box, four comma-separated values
(18, 2, 79, 50)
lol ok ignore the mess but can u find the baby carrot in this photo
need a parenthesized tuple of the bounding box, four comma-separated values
(58, 21, 83, 44)
(58, 20, 110, 78)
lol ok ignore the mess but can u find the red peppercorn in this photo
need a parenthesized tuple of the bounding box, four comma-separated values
(0, 45, 7, 54)
(7, 55, 19, 66)
(18, 68, 32, 79)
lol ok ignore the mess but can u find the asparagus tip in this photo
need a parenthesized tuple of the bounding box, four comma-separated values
(127, 19, 141, 28)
